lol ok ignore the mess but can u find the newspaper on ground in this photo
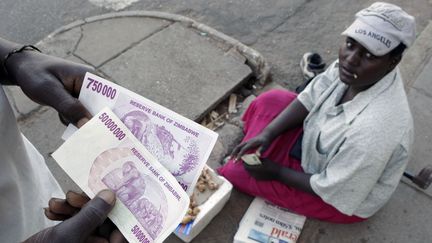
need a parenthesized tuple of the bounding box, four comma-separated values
(234, 197, 306, 243)
(53, 108, 190, 243)
(62, 72, 218, 195)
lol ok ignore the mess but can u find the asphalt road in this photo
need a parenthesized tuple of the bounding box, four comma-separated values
(1, 0, 431, 87)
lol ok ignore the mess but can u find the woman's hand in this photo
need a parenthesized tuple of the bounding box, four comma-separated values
(231, 132, 274, 160)
(5, 50, 93, 127)
(27, 190, 127, 243)
(243, 157, 281, 181)
(245, 158, 317, 195)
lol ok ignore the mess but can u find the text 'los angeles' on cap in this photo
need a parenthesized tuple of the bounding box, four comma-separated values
(342, 2, 416, 56)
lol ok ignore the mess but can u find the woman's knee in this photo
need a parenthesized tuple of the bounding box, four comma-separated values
(255, 89, 297, 107)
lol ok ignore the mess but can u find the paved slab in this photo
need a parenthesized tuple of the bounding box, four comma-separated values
(38, 27, 83, 59)
(411, 57, 432, 97)
(76, 17, 171, 67)
(37, 15, 253, 122)
(101, 22, 252, 121)
(405, 60, 432, 197)
(400, 21, 432, 88)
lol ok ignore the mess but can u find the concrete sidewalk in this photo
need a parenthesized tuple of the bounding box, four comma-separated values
(7, 12, 432, 243)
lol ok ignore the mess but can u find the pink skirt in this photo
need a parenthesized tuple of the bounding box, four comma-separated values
(218, 89, 365, 223)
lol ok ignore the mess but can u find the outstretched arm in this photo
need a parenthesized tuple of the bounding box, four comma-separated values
(244, 158, 317, 196)
(0, 37, 92, 127)
(232, 98, 309, 158)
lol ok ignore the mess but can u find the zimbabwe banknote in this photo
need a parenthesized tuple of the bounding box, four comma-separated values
(63, 72, 218, 195)
(53, 108, 189, 243)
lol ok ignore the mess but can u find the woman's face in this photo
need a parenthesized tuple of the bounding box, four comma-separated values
(338, 37, 397, 92)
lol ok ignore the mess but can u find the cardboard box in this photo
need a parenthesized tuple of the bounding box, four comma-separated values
(174, 167, 233, 242)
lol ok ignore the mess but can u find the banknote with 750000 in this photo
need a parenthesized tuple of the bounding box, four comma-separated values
(63, 72, 218, 195)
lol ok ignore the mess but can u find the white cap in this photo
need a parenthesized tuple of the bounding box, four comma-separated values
(342, 2, 416, 56)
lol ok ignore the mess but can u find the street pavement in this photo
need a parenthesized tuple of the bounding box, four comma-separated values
(5, 10, 432, 243)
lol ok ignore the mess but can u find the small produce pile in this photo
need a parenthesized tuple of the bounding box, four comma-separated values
(195, 167, 219, 192)
(181, 168, 220, 225)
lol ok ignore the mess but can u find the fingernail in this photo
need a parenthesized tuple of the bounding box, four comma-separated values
(97, 190, 116, 204)
(53, 198, 63, 203)
(77, 117, 90, 128)
(43, 207, 50, 216)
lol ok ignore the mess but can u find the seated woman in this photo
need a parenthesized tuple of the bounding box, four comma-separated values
(218, 2, 416, 223)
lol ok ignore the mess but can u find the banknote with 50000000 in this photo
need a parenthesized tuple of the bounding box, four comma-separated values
(53, 108, 189, 243)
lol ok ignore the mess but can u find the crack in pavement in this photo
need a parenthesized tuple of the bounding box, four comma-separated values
(95, 21, 174, 68)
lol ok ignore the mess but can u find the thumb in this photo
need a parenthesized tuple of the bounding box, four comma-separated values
(257, 145, 268, 156)
(57, 190, 116, 241)
(54, 92, 92, 127)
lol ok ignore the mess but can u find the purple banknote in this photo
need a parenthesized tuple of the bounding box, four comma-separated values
(63, 73, 218, 195)
(53, 108, 189, 243)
